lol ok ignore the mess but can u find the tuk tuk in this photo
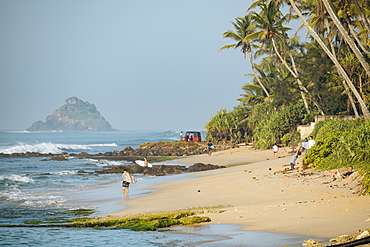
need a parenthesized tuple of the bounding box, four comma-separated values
(184, 131, 202, 142)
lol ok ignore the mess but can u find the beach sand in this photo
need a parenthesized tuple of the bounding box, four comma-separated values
(111, 146, 370, 239)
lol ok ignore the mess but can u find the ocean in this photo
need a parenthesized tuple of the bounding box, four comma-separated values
(0, 130, 324, 246)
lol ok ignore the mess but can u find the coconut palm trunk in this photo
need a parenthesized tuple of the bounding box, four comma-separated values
(271, 38, 311, 114)
(324, 19, 359, 116)
(321, 0, 370, 77)
(246, 51, 271, 98)
(288, 49, 325, 115)
(288, 0, 370, 120)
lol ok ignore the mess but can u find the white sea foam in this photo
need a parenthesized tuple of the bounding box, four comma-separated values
(0, 185, 23, 200)
(7, 130, 63, 133)
(0, 142, 92, 154)
(7, 130, 31, 133)
(88, 143, 118, 147)
(53, 171, 78, 176)
(89, 159, 130, 167)
(22, 195, 66, 207)
(0, 184, 66, 206)
(0, 174, 35, 183)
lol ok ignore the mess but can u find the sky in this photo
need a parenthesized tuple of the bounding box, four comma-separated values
(0, 0, 253, 131)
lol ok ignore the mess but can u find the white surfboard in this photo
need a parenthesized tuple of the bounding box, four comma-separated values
(130, 176, 137, 184)
(135, 160, 153, 167)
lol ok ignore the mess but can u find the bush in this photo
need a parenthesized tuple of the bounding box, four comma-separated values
(281, 132, 301, 148)
(304, 118, 370, 194)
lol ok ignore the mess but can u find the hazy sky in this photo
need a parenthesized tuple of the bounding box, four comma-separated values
(0, 0, 252, 131)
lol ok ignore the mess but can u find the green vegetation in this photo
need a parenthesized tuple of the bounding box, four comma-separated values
(206, 0, 370, 147)
(23, 208, 95, 225)
(206, 0, 370, 194)
(4, 207, 225, 231)
(72, 207, 223, 230)
(206, 102, 310, 149)
(304, 118, 370, 194)
(69, 208, 95, 216)
(205, 105, 250, 144)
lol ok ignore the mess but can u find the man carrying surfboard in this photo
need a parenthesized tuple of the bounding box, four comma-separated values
(122, 169, 133, 199)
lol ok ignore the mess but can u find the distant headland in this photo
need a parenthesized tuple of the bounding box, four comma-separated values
(27, 96, 116, 132)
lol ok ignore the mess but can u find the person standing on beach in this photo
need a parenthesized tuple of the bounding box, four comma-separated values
(207, 140, 214, 156)
(180, 131, 183, 141)
(273, 144, 278, 158)
(308, 136, 315, 149)
(122, 169, 133, 199)
(301, 138, 309, 154)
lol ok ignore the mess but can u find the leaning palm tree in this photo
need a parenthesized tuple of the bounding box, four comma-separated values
(247, 0, 313, 114)
(303, 0, 361, 116)
(219, 15, 270, 98)
(288, 0, 370, 120)
(320, 0, 370, 77)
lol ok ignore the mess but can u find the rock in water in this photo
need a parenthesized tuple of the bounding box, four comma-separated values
(27, 96, 115, 132)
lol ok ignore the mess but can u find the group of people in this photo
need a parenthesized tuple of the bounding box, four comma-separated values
(272, 136, 315, 162)
(289, 136, 316, 170)
(276, 136, 354, 182)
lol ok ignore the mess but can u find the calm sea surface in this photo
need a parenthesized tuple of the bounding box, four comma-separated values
(0, 130, 326, 246)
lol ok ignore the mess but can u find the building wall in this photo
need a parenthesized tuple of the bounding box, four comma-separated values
(298, 115, 357, 139)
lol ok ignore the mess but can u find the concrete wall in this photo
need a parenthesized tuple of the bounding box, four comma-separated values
(298, 115, 357, 139)
(298, 122, 315, 139)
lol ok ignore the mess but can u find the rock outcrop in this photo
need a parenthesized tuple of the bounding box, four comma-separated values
(27, 96, 115, 132)
(94, 163, 226, 176)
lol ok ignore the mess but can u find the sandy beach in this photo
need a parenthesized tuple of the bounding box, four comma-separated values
(111, 146, 370, 239)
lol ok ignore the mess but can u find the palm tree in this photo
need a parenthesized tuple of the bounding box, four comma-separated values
(247, 0, 314, 114)
(288, 0, 370, 119)
(320, 0, 370, 77)
(219, 15, 270, 98)
(238, 83, 266, 106)
(303, 0, 361, 115)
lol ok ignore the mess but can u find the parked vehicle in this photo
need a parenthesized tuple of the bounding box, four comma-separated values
(183, 131, 202, 142)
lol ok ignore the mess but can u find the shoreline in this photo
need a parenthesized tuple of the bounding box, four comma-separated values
(110, 146, 370, 239)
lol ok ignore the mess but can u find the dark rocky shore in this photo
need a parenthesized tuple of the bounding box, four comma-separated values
(0, 141, 229, 175)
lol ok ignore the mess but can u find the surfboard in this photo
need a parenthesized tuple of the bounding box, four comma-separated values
(130, 176, 137, 184)
(135, 160, 153, 167)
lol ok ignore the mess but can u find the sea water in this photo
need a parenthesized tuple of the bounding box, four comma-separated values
(0, 130, 325, 246)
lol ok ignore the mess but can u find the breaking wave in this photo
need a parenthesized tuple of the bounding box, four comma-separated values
(0, 142, 118, 154)
(0, 142, 90, 154)
(88, 143, 118, 147)
(0, 175, 35, 183)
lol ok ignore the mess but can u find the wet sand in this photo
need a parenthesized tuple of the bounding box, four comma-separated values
(110, 146, 370, 239)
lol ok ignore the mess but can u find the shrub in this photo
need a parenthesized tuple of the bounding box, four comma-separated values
(304, 118, 370, 194)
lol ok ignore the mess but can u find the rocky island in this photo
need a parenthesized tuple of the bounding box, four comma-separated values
(27, 96, 115, 132)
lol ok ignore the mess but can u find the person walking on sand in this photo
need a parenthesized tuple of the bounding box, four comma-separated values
(273, 144, 278, 158)
(122, 169, 133, 199)
(290, 149, 301, 170)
